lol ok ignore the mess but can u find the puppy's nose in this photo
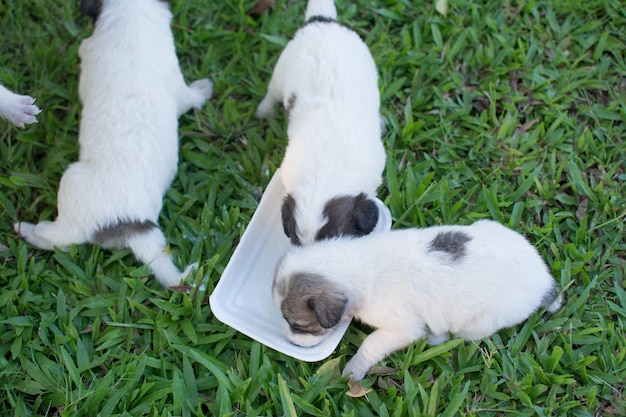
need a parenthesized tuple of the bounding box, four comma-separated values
(285, 326, 325, 348)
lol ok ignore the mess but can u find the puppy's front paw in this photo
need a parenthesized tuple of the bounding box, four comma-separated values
(13, 221, 50, 249)
(169, 262, 200, 292)
(255, 97, 276, 119)
(190, 78, 213, 100)
(342, 355, 371, 382)
(181, 262, 199, 280)
(4, 95, 41, 128)
(14, 221, 35, 237)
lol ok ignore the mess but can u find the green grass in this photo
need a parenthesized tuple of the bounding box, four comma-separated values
(1, 0, 625, 415)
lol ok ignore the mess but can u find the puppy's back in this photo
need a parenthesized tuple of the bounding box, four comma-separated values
(434, 220, 560, 320)
(285, 24, 378, 109)
(78, 0, 179, 103)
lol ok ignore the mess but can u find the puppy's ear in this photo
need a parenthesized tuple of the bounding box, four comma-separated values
(308, 292, 347, 329)
(352, 193, 379, 235)
(281, 194, 300, 245)
(317, 193, 379, 241)
(80, 0, 102, 20)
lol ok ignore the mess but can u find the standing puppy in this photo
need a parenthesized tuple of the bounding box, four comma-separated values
(0, 84, 40, 128)
(273, 220, 563, 380)
(14, 0, 213, 288)
(257, 0, 386, 246)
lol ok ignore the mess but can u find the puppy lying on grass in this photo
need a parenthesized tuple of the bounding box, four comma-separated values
(272, 219, 563, 381)
(0, 84, 40, 128)
(256, 0, 386, 246)
(14, 0, 212, 288)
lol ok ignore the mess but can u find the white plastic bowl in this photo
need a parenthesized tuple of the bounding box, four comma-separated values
(209, 169, 392, 361)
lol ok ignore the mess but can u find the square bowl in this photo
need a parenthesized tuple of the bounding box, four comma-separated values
(209, 169, 391, 362)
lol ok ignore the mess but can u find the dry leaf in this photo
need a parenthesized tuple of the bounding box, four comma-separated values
(516, 118, 540, 134)
(367, 365, 398, 375)
(435, 0, 448, 16)
(576, 198, 588, 220)
(315, 357, 342, 377)
(346, 380, 373, 398)
(249, 0, 273, 17)
(170, 285, 191, 293)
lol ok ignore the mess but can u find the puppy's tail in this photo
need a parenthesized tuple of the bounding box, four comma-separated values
(305, 0, 337, 22)
(125, 226, 196, 288)
(546, 293, 563, 314)
(541, 284, 563, 315)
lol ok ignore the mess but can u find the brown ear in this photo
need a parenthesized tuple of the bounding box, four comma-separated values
(308, 292, 347, 329)
(316, 193, 379, 241)
(281, 194, 300, 245)
(351, 193, 379, 235)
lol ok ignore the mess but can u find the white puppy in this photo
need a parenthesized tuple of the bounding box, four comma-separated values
(0, 84, 40, 128)
(14, 0, 213, 288)
(256, 0, 386, 246)
(273, 219, 563, 380)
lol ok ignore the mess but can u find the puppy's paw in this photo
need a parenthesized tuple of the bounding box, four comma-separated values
(189, 78, 213, 101)
(255, 96, 276, 119)
(14, 221, 34, 236)
(2, 95, 41, 128)
(169, 262, 201, 292)
(14, 221, 46, 248)
(379, 114, 388, 136)
(342, 356, 371, 382)
(14, 221, 66, 251)
(181, 261, 199, 280)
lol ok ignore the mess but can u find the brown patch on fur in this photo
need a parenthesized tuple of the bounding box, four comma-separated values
(285, 94, 297, 124)
(305, 15, 339, 26)
(281, 194, 300, 245)
(540, 285, 558, 309)
(281, 272, 347, 334)
(315, 193, 379, 242)
(92, 219, 157, 246)
(427, 231, 472, 260)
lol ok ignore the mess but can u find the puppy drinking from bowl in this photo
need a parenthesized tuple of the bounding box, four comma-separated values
(0, 84, 40, 128)
(14, 0, 213, 288)
(272, 219, 563, 380)
(256, 0, 386, 246)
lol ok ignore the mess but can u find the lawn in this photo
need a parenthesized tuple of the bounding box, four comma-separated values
(1, 0, 625, 416)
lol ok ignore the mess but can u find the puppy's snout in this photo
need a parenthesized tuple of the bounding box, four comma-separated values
(284, 323, 327, 348)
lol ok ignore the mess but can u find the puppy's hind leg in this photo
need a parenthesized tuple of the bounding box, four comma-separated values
(14, 219, 88, 251)
(125, 225, 196, 288)
(176, 78, 213, 116)
(427, 333, 450, 345)
(256, 87, 280, 119)
(342, 328, 420, 381)
(256, 47, 292, 119)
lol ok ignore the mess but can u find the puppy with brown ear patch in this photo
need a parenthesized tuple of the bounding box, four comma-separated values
(256, 0, 386, 246)
(14, 0, 213, 288)
(273, 219, 563, 381)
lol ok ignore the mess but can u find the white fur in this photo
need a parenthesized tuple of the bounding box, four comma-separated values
(256, 0, 386, 244)
(273, 220, 562, 380)
(14, 0, 212, 288)
(0, 84, 40, 128)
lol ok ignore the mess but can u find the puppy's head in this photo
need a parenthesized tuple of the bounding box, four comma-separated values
(273, 270, 347, 347)
(281, 193, 379, 246)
